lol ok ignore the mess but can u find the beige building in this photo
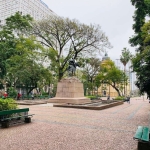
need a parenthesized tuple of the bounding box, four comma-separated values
(98, 82, 130, 97)
(98, 53, 131, 97)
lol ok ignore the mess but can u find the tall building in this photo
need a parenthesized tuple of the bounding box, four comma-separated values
(0, 0, 56, 24)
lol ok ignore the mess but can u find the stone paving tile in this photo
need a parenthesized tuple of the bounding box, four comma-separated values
(0, 97, 149, 150)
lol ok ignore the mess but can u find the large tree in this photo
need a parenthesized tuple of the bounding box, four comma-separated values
(130, 0, 150, 96)
(81, 57, 101, 95)
(0, 12, 33, 88)
(132, 21, 150, 96)
(96, 59, 127, 96)
(129, 0, 150, 49)
(0, 12, 53, 94)
(5, 36, 51, 94)
(32, 17, 111, 80)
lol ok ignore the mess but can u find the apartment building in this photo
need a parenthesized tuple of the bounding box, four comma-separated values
(0, 0, 56, 24)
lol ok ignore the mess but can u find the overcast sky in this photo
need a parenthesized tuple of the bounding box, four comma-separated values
(42, 0, 135, 65)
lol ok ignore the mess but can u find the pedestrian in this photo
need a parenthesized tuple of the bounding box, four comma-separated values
(17, 93, 21, 100)
(107, 95, 110, 100)
(147, 95, 150, 103)
(31, 93, 34, 100)
(3, 92, 8, 99)
(127, 95, 130, 104)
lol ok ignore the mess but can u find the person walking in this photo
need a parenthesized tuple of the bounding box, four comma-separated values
(107, 95, 110, 100)
(31, 93, 34, 100)
(17, 93, 21, 100)
(127, 95, 130, 104)
(3, 92, 8, 99)
(147, 95, 150, 103)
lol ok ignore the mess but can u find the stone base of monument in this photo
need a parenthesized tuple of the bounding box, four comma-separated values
(48, 77, 91, 104)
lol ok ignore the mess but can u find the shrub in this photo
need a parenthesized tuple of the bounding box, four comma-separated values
(0, 98, 18, 111)
(42, 92, 49, 96)
(86, 95, 98, 100)
(8, 87, 17, 98)
(114, 96, 125, 100)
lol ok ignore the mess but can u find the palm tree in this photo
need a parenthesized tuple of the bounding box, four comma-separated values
(120, 48, 132, 96)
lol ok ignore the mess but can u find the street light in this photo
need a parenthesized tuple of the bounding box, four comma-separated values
(22, 84, 25, 100)
(87, 88, 88, 96)
(48, 86, 51, 98)
(4, 81, 8, 92)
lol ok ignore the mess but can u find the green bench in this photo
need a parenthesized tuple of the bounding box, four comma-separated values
(133, 126, 150, 150)
(0, 108, 34, 128)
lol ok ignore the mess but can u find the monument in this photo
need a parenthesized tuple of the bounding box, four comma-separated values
(48, 58, 91, 104)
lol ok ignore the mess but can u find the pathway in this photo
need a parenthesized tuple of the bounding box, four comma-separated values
(0, 97, 150, 150)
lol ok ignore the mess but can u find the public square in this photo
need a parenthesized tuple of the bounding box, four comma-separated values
(0, 97, 150, 150)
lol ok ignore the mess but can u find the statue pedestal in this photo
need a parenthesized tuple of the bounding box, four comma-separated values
(48, 77, 91, 104)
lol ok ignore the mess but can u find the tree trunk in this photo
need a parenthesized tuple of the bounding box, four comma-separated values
(114, 86, 121, 96)
(106, 82, 121, 97)
(58, 68, 63, 81)
(110, 84, 121, 96)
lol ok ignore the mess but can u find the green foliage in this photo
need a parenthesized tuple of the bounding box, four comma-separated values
(86, 95, 98, 100)
(0, 12, 33, 79)
(41, 92, 49, 96)
(120, 48, 132, 67)
(132, 21, 150, 96)
(130, 1, 150, 96)
(33, 17, 111, 80)
(5, 12, 33, 35)
(1, 14, 51, 94)
(120, 48, 132, 96)
(114, 96, 125, 100)
(7, 87, 17, 98)
(129, 0, 150, 47)
(0, 98, 18, 111)
(81, 57, 101, 95)
(96, 59, 127, 96)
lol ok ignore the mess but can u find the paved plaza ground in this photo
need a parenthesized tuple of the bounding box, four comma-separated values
(0, 97, 150, 150)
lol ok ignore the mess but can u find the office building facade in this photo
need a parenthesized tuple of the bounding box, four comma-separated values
(0, 0, 56, 24)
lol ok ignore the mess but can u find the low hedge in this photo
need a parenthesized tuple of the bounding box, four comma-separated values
(114, 96, 125, 100)
(86, 95, 98, 100)
(0, 98, 18, 111)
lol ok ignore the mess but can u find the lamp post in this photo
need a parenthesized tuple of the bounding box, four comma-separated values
(4, 81, 7, 92)
(48, 86, 51, 98)
(109, 84, 110, 96)
(87, 88, 88, 96)
(22, 84, 25, 100)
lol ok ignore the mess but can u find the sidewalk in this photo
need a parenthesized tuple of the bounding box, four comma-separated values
(0, 97, 150, 150)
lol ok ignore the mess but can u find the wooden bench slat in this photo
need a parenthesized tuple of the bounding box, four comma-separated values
(0, 108, 29, 115)
(141, 127, 149, 142)
(134, 126, 143, 140)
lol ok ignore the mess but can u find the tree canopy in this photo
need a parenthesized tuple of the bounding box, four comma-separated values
(0, 12, 112, 96)
(96, 59, 127, 96)
(0, 12, 52, 94)
(132, 21, 150, 96)
(32, 16, 111, 80)
(130, 0, 150, 96)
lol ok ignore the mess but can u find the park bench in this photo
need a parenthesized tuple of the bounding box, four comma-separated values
(0, 108, 34, 128)
(133, 126, 150, 150)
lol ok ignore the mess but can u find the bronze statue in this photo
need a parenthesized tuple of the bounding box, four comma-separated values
(68, 58, 79, 76)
